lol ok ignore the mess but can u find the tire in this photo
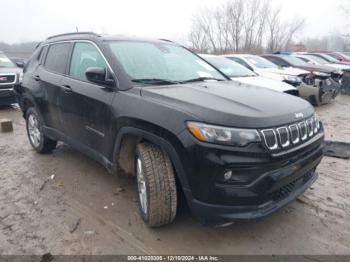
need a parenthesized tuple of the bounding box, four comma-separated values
(135, 142, 177, 227)
(26, 107, 57, 154)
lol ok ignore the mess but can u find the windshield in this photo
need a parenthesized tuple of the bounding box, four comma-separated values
(280, 55, 308, 66)
(244, 56, 278, 69)
(204, 56, 256, 77)
(306, 55, 329, 64)
(0, 53, 15, 68)
(319, 54, 339, 63)
(108, 41, 226, 84)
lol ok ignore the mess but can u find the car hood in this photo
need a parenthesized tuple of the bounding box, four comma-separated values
(140, 81, 313, 128)
(0, 67, 22, 74)
(232, 76, 296, 93)
(293, 64, 338, 73)
(258, 67, 309, 76)
(324, 63, 350, 70)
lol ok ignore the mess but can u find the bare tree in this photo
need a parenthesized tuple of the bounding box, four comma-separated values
(187, 0, 305, 54)
(226, 0, 244, 52)
(188, 19, 210, 53)
(266, 7, 305, 53)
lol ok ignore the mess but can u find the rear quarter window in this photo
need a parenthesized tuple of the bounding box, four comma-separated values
(44, 43, 71, 74)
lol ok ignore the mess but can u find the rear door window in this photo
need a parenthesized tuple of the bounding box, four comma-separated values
(69, 42, 107, 82)
(44, 43, 71, 74)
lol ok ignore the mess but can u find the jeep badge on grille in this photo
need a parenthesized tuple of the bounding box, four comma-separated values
(295, 112, 304, 119)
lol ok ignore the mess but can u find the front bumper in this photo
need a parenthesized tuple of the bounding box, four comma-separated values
(298, 79, 341, 106)
(178, 128, 324, 225)
(0, 88, 17, 106)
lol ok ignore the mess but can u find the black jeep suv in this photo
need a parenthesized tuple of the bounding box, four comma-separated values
(16, 32, 324, 227)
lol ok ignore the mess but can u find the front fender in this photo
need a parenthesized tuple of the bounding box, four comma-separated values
(112, 126, 193, 200)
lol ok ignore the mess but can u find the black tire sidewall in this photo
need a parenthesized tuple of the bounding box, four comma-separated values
(26, 107, 45, 152)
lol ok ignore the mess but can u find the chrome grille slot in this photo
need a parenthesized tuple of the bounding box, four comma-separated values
(313, 116, 319, 133)
(306, 118, 314, 137)
(289, 124, 299, 144)
(315, 116, 320, 130)
(298, 122, 307, 141)
(261, 129, 278, 150)
(277, 127, 290, 148)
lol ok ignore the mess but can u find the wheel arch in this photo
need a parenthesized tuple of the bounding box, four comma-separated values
(20, 94, 40, 119)
(112, 121, 193, 201)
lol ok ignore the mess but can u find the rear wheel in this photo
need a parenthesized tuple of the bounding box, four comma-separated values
(135, 142, 177, 227)
(26, 107, 57, 153)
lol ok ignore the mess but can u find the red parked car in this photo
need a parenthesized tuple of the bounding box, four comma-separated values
(327, 52, 350, 63)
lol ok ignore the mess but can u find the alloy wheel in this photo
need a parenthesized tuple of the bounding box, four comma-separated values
(136, 157, 148, 215)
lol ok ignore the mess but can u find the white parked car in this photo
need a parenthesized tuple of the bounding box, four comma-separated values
(223, 54, 311, 87)
(200, 54, 298, 96)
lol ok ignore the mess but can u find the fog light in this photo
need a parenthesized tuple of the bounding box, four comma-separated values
(224, 171, 233, 181)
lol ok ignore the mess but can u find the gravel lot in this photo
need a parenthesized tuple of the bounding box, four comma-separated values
(0, 95, 349, 255)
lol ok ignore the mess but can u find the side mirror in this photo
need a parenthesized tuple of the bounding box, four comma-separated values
(85, 67, 115, 86)
(16, 61, 25, 68)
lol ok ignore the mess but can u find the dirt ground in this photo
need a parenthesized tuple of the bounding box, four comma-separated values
(0, 95, 349, 255)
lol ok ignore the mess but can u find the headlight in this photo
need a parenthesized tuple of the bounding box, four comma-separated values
(312, 71, 330, 77)
(19, 72, 23, 83)
(187, 121, 261, 146)
(336, 70, 343, 75)
(282, 75, 301, 83)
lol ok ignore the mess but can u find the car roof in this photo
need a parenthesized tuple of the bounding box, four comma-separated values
(223, 54, 252, 57)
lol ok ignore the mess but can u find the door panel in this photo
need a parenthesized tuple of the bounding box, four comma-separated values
(34, 66, 63, 130)
(33, 42, 72, 131)
(59, 42, 116, 156)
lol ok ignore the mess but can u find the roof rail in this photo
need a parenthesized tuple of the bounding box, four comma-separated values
(47, 32, 100, 40)
(158, 38, 174, 43)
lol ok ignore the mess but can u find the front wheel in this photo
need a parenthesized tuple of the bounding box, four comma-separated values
(135, 142, 177, 227)
(26, 107, 57, 154)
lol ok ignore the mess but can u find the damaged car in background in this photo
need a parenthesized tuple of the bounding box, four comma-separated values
(0, 51, 23, 106)
(261, 54, 343, 106)
(199, 54, 299, 96)
(224, 54, 326, 106)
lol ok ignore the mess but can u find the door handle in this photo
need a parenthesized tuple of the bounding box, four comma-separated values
(33, 75, 41, 81)
(61, 84, 73, 93)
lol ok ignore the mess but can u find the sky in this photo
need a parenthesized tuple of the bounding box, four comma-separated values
(0, 0, 347, 44)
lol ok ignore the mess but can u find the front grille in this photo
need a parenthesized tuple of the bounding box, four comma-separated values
(261, 115, 320, 151)
(0, 74, 16, 85)
(270, 170, 314, 202)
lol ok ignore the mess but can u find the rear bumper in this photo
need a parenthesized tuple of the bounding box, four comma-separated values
(0, 88, 17, 106)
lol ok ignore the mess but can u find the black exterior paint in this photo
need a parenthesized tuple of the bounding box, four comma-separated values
(16, 33, 324, 224)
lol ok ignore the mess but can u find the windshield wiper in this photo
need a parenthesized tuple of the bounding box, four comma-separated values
(179, 77, 223, 84)
(131, 78, 180, 85)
